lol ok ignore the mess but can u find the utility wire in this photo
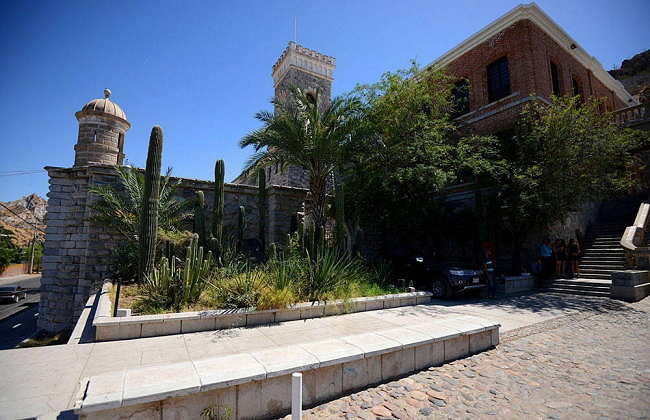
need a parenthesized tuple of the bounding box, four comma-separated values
(0, 202, 46, 233)
(0, 170, 44, 177)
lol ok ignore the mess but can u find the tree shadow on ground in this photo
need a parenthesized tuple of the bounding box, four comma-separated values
(426, 291, 640, 315)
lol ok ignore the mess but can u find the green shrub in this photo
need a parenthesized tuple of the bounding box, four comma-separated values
(110, 241, 139, 283)
(304, 247, 366, 302)
(209, 269, 265, 309)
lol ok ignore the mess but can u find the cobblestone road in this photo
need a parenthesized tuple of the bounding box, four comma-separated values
(295, 296, 650, 419)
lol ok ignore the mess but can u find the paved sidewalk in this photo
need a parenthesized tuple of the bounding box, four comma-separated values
(295, 296, 650, 419)
(0, 292, 633, 419)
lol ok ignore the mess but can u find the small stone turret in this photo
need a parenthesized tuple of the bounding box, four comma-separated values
(74, 89, 130, 167)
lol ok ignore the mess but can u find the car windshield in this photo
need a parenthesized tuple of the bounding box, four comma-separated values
(448, 262, 475, 270)
(0, 286, 17, 292)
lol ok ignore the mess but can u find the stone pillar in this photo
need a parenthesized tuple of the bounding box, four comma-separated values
(38, 167, 91, 332)
(39, 166, 124, 332)
(611, 270, 650, 302)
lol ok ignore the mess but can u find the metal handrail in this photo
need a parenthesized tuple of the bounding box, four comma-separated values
(614, 102, 648, 126)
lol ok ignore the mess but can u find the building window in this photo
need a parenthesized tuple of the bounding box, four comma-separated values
(451, 79, 470, 117)
(550, 62, 561, 95)
(486, 56, 511, 102)
(572, 77, 582, 97)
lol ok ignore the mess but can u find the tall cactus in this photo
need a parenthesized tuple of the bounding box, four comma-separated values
(257, 168, 267, 251)
(212, 159, 225, 254)
(237, 205, 246, 250)
(138, 126, 163, 282)
(194, 191, 207, 249)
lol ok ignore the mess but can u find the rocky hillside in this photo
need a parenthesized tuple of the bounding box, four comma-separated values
(609, 49, 650, 99)
(0, 193, 46, 247)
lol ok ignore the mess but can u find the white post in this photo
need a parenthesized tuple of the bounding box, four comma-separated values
(291, 372, 302, 420)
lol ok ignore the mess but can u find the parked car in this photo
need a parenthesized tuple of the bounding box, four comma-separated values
(394, 255, 487, 298)
(0, 286, 27, 303)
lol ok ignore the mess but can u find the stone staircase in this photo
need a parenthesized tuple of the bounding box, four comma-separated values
(543, 198, 642, 297)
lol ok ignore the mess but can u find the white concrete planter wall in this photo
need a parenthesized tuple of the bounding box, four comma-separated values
(93, 280, 433, 342)
(77, 315, 499, 419)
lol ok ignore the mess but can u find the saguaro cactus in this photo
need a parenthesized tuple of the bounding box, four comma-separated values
(257, 168, 267, 251)
(237, 205, 246, 250)
(212, 159, 225, 253)
(194, 191, 207, 249)
(138, 126, 163, 282)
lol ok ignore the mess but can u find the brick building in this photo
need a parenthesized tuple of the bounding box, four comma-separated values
(426, 3, 636, 135)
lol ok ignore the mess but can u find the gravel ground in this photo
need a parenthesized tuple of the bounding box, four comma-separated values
(289, 296, 650, 420)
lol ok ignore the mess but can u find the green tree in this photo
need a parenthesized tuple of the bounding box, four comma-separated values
(0, 227, 21, 270)
(493, 96, 647, 273)
(345, 63, 496, 238)
(89, 166, 192, 243)
(240, 87, 363, 232)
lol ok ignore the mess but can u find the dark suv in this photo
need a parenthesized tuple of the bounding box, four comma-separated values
(394, 255, 487, 298)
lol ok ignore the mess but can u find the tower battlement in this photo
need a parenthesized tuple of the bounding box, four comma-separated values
(272, 41, 336, 87)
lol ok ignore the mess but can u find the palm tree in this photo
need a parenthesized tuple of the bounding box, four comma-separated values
(240, 87, 362, 231)
(89, 166, 191, 242)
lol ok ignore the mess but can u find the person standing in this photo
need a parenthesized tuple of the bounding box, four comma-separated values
(483, 248, 496, 298)
(554, 239, 567, 278)
(539, 239, 553, 280)
(568, 238, 581, 278)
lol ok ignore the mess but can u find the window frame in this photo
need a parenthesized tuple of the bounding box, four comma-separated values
(571, 76, 583, 98)
(486, 56, 511, 103)
(550, 61, 561, 96)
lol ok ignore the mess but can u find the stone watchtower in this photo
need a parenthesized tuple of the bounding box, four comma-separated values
(272, 41, 336, 106)
(266, 42, 336, 187)
(74, 88, 130, 167)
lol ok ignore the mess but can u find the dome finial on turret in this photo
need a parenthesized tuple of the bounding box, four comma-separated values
(103, 88, 112, 99)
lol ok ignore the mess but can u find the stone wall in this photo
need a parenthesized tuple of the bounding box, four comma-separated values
(38, 165, 308, 333)
(547, 202, 600, 241)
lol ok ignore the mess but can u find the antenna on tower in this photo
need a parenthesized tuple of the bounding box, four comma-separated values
(293, 17, 297, 43)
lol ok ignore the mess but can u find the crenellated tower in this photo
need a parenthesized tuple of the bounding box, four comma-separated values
(272, 41, 336, 107)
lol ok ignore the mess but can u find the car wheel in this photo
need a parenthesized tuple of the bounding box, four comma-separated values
(432, 278, 449, 298)
(13, 295, 19, 303)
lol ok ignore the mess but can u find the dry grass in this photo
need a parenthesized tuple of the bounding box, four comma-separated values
(19, 329, 71, 347)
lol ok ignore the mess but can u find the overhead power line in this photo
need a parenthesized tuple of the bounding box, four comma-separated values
(0, 202, 46, 233)
(0, 170, 44, 177)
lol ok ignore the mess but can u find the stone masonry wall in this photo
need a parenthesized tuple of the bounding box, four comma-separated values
(38, 165, 308, 332)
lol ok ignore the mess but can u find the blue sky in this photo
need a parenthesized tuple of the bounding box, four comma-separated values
(0, 0, 648, 202)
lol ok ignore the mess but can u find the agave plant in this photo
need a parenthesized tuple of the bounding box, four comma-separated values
(305, 246, 363, 302)
(89, 165, 192, 241)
